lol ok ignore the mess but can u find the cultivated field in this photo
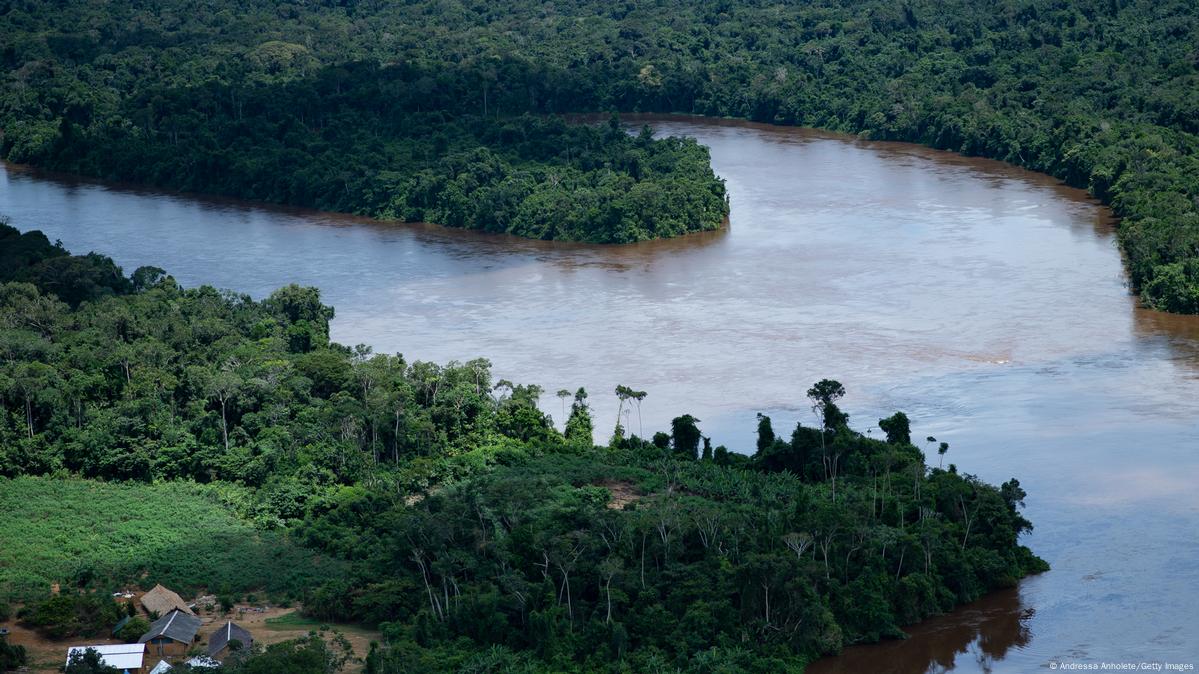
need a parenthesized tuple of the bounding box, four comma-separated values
(0, 477, 345, 604)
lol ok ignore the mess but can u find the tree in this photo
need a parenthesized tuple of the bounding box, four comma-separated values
(116, 616, 150, 643)
(224, 634, 350, 674)
(206, 367, 243, 452)
(4, 361, 60, 438)
(0, 636, 26, 672)
(26, 254, 132, 307)
(630, 389, 647, 438)
(556, 389, 571, 427)
(670, 414, 702, 460)
(612, 385, 636, 444)
(0, 222, 1050, 668)
(564, 387, 593, 444)
(878, 412, 911, 445)
(65, 649, 117, 674)
(21, 594, 121, 639)
(807, 380, 848, 498)
(807, 379, 847, 431)
(755, 413, 775, 454)
(130, 266, 169, 292)
(265, 285, 334, 353)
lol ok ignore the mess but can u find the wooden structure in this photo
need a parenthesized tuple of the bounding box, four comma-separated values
(206, 621, 253, 660)
(138, 609, 202, 658)
(139, 584, 194, 617)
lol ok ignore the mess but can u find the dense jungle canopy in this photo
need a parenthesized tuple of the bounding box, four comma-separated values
(1, 0, 1198, 307)
(0, 224, 1046, 672)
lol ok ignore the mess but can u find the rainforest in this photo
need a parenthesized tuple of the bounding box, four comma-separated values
(1, 0, 1198, 308)
(4, 0, 1198, 671)
(0, 225, 1046, 672)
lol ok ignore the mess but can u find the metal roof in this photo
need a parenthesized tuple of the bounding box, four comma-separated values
(149, 660, 174, 674)
(207, 621, 253, 656)
(65, 644, 146, 671)
(138, 609, 202, 644)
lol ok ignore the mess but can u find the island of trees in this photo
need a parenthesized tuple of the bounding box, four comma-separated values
(0, 225, 1046, 672)
(2, 0, 1198, 309)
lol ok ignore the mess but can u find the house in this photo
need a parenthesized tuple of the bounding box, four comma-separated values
(206, 621, 253, 660)
(138, 609, 202, 658)
(65, 644, 147, 674)
(139, 584, 194, 617)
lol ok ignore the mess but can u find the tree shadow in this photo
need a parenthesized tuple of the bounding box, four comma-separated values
(805, 588, 1034, 674)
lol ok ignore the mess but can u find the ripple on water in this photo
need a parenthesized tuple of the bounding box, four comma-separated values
(4, 117, 1199, 672)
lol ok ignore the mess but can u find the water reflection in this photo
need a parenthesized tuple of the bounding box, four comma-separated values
(807, 590, 1033, 674)
(0, 160, 736, 274)
(1132, 306, 1199, 374)
(3, 117, 1199, 672)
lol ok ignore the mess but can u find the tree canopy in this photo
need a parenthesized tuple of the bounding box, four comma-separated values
(0, 227, 1046, 671)
(2, 0, 1198, 306)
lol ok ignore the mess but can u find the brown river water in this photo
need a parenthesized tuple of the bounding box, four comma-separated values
(2, 117, 1196, 671)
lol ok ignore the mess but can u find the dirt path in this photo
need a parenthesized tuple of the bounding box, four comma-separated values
(234, 606, 380, 672)
(1, 619, 127, 673)
(1, 605, 380, 673)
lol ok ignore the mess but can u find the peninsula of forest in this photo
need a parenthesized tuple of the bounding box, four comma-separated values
(1, 0, 1198, 309)
(0, 225, 1047, 672)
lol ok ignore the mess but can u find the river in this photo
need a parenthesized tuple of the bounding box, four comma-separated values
(1, 117, 1196, 671)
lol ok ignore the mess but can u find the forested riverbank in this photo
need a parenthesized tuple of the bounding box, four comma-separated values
(0, 225, 1046, 671)
(2, 0, 1198, 308)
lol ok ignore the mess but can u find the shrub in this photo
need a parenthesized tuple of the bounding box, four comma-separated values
(117, 616, 151, 643)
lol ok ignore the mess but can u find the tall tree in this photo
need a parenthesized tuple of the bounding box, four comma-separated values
(670, 414, 702, 460)
(755, 413, 775, 454)
(564, 387, 593, 444)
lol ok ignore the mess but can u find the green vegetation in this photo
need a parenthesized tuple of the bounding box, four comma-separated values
(0, 228, 1046, 671)
(264, 612, 325, 630)
(0, 220, 562, 491)
(0, 636, 27, 672)
(0, 477, 346, 604)
(116, 616, 150, 643)
(224, 635, 352, 674)
(64, 649, 117, 674)
(0, 10, 733, 244)
(335, 447, 1043, 673)
(18, 594, 122, 640)
(2, 0, 1198, 306)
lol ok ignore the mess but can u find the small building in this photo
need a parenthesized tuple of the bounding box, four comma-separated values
(138, 609, 202, 658)
(148, 661, 173, 674)
(206, 621, 253, 660)
(139, 584, 194, 617)
(65, 644, 147, 674)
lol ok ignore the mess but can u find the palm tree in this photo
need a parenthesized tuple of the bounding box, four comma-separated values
(556, 389, 571, 429)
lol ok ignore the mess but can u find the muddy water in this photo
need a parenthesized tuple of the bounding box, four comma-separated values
(2, 118, 1197, 671)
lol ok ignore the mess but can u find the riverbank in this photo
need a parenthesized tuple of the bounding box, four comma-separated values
(4, 118, 1198, 671)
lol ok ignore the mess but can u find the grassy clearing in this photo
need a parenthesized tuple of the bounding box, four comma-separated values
(0, 477, 345, 604)
(264, 612, 325, 629)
